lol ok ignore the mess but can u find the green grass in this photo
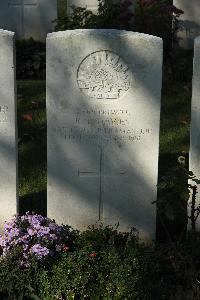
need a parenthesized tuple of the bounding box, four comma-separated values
(17, 80, 46, 215)
(160, 80, 191, 154)
(159, 80, 191, 176)
(17, 78, 192, 214)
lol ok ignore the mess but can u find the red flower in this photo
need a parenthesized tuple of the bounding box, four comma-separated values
(21, 114, 33, 121)
(62, 245, 70, 252)
(89, 252, 97, 258)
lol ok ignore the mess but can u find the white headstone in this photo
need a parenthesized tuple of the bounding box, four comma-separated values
(190, 36, 200, 230)
(0, 0, 57, 41)
(174, 0, 200, 49)
(67, 0, 136, 14)
(47, 29, 163, 240)
(67, 0, 98, 13)
(0, 29, 17, 228)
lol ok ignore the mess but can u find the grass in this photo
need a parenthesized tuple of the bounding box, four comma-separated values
(159, 79, 191, 176)
(17, 80, 46, 215)
(17, 77, 192, 215)
(160, 80, 191, 154)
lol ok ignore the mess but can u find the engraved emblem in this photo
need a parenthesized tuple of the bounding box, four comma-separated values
(77, 50, 131, 99)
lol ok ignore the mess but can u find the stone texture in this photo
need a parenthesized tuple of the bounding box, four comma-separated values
(174, 0, 200, 49)
(0, 29, 17, 228)
(190, 36, 200, 230)
(0, 0, 57, 41)
(47, 29, 163, 240)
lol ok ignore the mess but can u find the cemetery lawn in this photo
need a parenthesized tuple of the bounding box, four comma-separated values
(159, 79, 191, 174)
(17, 80, 46, 215)
(17, 79, 191, 213)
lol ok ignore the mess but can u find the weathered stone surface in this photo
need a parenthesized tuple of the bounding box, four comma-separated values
(174, 0, 200, 49)
(0, 29, 17, 228)
(47, 29, 163, 240)
(190, 36, 200, 230)
(0, 0, 57, 41)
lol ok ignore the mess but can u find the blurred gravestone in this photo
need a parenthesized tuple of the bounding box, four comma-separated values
(67, 0, 98, 13)
(174, 0, 200, 49)
(190, 36, 200, 230)
(66, 0, 136, 15)
(0, 0, 57, 41)
(0, 30, 17, 228)
(47, 29, 163, 241)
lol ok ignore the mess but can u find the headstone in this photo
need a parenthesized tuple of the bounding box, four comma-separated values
(190, 36, 200, 230)
(67, 0, 136, 14)
(67, 0, 98, 13)
(0, 30, 17, 228)
(0, 0, 57, 41)
(174, 0, 200, 49)
(47, 29, 163, 240)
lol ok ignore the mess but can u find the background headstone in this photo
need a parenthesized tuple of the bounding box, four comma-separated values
(190, 36, 200, 230)
(0, 0, 57, 41)
(0, 29, 17, 228)
(174, 0, 200, 49)
(47, 29, 163, 240)
(67, 0, 98, 13)
(66, 0, 136, 14)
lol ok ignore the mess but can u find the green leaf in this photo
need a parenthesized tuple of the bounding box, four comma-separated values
(192, 179, 200, 184)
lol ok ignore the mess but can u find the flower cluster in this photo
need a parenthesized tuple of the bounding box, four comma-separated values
(0, 212, 75, 265)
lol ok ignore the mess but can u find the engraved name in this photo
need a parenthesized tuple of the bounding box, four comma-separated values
(54, 109, 153, 144)
(0, 105, 9, 122)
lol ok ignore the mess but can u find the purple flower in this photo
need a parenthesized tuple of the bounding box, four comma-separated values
(30, 244, 49, 258)
(8, 228, 20, 238)
(50, 234, 58, 241)
(0, 212, 74, 265)
(28, 214, 42, 226)
(49, 222, 58, 231)
(27, 228, 35, 236)
(55, 244, 62, 252)
(37, 226, 50, 236)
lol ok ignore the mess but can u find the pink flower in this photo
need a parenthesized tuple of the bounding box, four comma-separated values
(27, 228, 35, 236)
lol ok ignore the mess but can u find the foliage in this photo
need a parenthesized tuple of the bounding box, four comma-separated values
(134, 0, 184, 54)
(157, 155, 200, 243)
(0, 212, 77, 266)
(55, 0, 134, 31)
(0, 221, 169, 300)
(170, 48, 194, 82)
(36, 247, 165, 299)
(94, 0, 134, 30)
(0, 249, 40, 300)
(16, 39, 45, 80)
(55, 0, 183, 57)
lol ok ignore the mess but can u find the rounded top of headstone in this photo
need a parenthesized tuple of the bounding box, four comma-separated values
(0, 29, 15, 37)
(47, 29, 163, 44)
(195, 35, 200, 45)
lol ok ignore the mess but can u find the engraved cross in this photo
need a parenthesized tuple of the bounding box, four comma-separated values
(78, 146, 127, 220)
